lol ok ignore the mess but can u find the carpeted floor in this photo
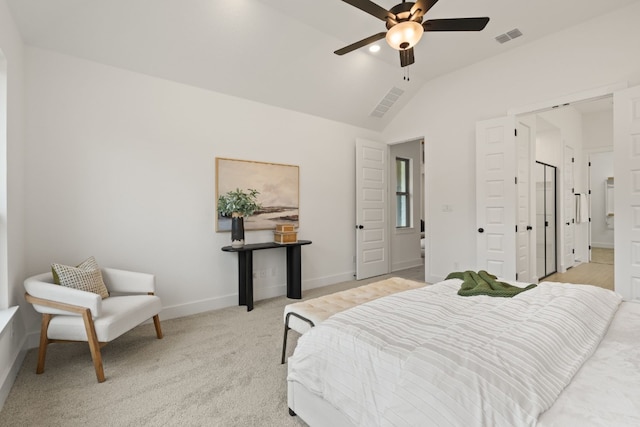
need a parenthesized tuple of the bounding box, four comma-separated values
(0, 266, 425, 426)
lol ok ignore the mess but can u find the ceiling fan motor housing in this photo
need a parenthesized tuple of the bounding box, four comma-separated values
(386, 2, 424, 30)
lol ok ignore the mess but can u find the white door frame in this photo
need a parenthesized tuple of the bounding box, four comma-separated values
(502, 81, 630, 296)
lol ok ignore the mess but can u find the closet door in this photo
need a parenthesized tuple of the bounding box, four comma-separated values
(476, 117, 517, 280)
(536, 163, 546, 279)
(536, 162, 558, 279)
(614, 85, 640, 300)
(545, 166, 557, 275)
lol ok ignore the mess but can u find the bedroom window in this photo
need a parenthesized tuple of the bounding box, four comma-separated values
(396, 157, 411, 228)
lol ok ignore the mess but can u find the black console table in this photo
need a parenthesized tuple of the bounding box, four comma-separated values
(222, 240, 312, 311)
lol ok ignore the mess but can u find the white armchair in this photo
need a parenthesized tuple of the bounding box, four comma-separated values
(24, 267, 163, 383)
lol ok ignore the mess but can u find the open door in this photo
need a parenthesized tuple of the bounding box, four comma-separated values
(476, 117, 517, 280)
(516, 121, 535, 282)
(562, 145, 576, 270)
(614, 85, 640, 300)
(355, 138, 389, 280)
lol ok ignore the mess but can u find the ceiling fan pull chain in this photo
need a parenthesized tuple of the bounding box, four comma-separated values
(403, 67, 410, 81)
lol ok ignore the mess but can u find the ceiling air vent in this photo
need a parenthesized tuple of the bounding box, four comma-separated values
(495, 28, 523, 44)
(370, 86, 404, 118)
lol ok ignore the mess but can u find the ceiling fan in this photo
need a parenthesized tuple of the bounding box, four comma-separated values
(334, 0, 490, 67)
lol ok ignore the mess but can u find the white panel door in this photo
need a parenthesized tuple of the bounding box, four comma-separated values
(516, 121, 534, 282)
(476, 117, 517, 280)
(356, 138, 389, 280)
(614, 85, 640, 300)
(563, 145, 575, 269)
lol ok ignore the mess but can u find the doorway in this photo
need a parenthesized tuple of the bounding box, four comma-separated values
(389, 138, 424, 272)
(536, 162, 557, 279)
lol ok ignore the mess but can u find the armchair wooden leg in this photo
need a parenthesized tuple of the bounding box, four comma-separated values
(81, 309, 105, 383)
(153, 315, 163, 339)
(36, 314, 52, 374)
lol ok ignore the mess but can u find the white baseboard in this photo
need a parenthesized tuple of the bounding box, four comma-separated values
(303, 272, 355, 291)
(591, 243, 614, 249)
(154, 272, 356, 321)
(392, 259, 424, 272)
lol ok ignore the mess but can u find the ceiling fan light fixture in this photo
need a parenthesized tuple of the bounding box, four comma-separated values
(385, 21, 424, 51)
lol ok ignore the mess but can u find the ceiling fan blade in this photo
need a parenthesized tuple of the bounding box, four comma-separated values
(410, 0, 439, 18)
(400, 48, 415, 68)
(341, 0, 394, 22)
(334, 32, 387, 55)
(423, 17, 490, 32)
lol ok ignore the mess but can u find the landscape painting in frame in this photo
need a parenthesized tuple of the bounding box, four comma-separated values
(216, 157, 299, 231)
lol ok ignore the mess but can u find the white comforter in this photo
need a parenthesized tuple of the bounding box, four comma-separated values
(288, 279, 622, 427)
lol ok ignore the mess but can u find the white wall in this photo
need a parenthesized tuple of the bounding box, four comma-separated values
(583, 110, 614, 249)
(389, 139, 423, 271)
(583, 109, 614, 150)
(0, 0, 26, 410)
(382, 2, 640, 282)
(23, 47, 382, 325)
(590, 151, 614, 248)
(535, 128, 561, 167)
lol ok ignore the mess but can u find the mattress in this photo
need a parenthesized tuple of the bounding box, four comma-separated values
(288, 279, 635, 426)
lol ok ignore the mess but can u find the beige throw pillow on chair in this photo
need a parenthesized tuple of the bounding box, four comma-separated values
(51, 256, 110, 299)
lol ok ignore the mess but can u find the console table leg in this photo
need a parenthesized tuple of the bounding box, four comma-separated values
(246, 251, 253, 311)
(286, 246, 302, 299)
(238, 251, 254, 311)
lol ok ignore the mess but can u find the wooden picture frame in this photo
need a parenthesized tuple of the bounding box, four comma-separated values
(215, 157, 299, 231)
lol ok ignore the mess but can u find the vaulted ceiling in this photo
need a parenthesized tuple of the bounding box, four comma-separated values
(7, 0, 638, 130)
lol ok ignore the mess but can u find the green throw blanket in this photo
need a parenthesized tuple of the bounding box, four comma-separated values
(445, 270, 536, 297)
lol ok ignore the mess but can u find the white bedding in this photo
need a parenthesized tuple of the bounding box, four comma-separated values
(538, 300, 640, 426)
(288, 279, 622, 426)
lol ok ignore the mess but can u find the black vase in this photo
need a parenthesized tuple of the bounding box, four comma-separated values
(231, 216, 245, 248)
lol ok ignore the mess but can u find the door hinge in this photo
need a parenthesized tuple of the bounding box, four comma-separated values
(572, 187, 575, 193)
(515, 176, 518, 184)
(589, 217, 592, 222)
(572, 249, 575, 254)
(515, 225, 518, 232)
(589, 161, 591, 166)
(514, 129, 518, 136)
(589, 189, 591, 195)
(515, 273, 519, 281)
(589, 245, 592, 250)
(572, 157, 575, 163)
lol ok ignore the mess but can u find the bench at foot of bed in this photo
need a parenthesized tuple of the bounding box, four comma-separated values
(281, 276, 426, 363)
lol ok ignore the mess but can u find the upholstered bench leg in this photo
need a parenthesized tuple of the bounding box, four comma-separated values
(81, 309, 105, 383)
(36, 314, 53, 374)
(153, 315, 163, 339)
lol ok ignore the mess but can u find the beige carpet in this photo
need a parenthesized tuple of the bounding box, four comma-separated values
(1, 266, 425, 426)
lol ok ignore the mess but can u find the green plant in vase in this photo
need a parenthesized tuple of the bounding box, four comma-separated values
(217, 188, 262, 247)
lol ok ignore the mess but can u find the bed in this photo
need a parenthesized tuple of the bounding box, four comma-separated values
(287, 277, 640, 426)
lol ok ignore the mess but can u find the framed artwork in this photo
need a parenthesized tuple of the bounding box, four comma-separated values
(216, 157, 300, 231)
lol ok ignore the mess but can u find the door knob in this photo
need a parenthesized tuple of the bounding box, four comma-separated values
(566, 222, 570, 226)
(526, 225, 533, 230)
(355, 225, 364, 229)
(478, 228, 484, 233)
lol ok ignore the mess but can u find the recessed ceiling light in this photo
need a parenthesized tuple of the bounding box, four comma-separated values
(369, 45, 381, 53)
